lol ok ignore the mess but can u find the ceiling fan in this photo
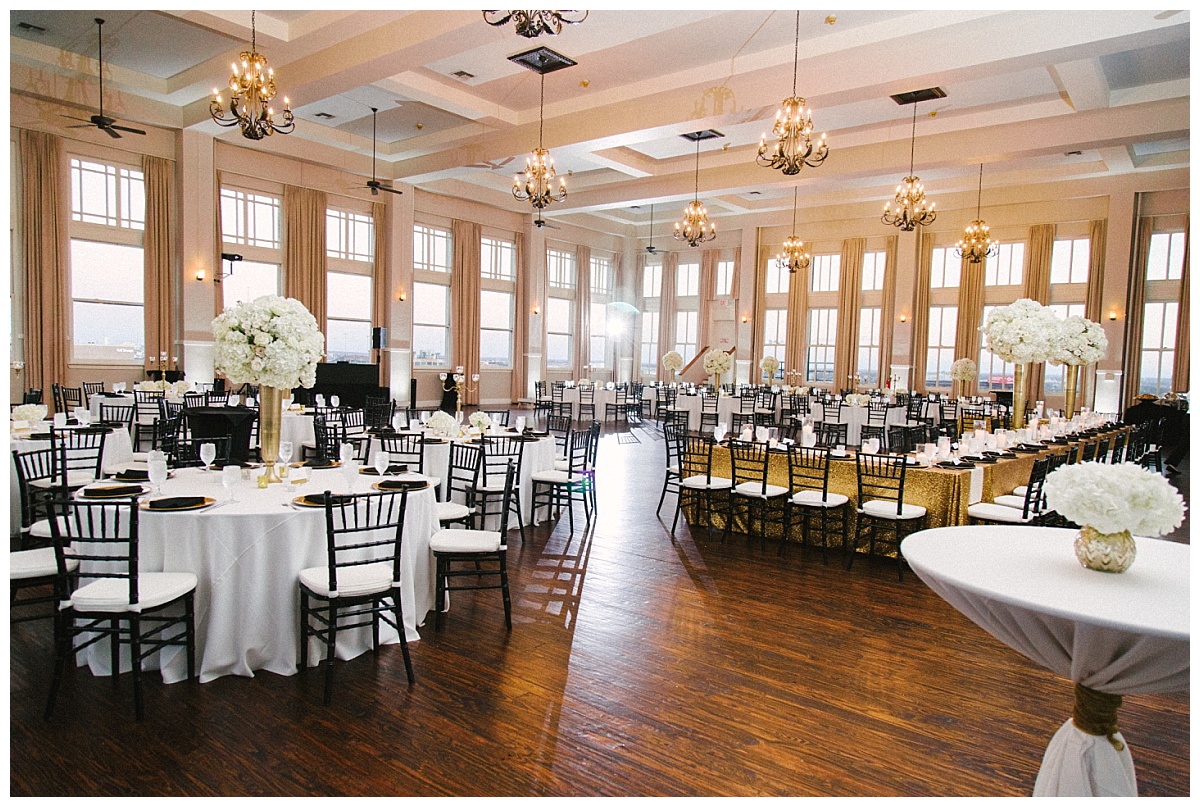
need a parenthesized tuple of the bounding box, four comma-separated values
(62, 18, 146, 139)
(360, 107, 403, 196)
(533, 214, 560, 230)
(645, 203, 661, 254)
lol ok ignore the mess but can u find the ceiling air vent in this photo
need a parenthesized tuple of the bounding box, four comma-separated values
(680, 130, 724, 142)
(313, 112, 336, 120)
(890, 87, 947, 105)
(508, 46, 576, 74)
(452, 70, 475, 79)
(16, 21, 47, 33)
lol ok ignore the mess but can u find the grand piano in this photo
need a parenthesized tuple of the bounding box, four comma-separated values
(294, 362, 389, 409)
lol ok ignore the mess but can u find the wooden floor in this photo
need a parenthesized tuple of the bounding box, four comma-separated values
(10, 415, 1190, 796)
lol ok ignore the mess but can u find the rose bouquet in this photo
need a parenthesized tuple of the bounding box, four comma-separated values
(662, 351, 684, 373)
(1043, 462, 1185, 537)
(759, 355, 780, 377)
(426, 409, 460, 438)
(950, 358, 977, 382)
(468, 411, 492, 431)
(212, 295, 325, 390)
(980, 298, 1061, 364)
(703, 349, 732, 377)
(1050, 315, 1108, 366)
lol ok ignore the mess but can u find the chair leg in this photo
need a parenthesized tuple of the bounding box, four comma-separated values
(131, 616, 144, 721)
(185, 593, 196, 680)
(45, 610, 72, 720)
(499, 553, 512, 631)
(299, 593, 310, 670)
(435, 557, 447, 631)
(323, 601, 338, 706)
(780, 503, 791, 556)
(657, 475, 671, 515)
(395, 598, 415, 685)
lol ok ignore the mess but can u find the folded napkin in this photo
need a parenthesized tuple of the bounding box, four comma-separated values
(937, 460, 975, 469)
(367, 427, 396, 435)
(375, 479, 427, 491)
(360, 464, 408, 475)
(1012, 446, 1042, 453)
(147, 496, 207, 510)
(301, 458, 340, 468)
(113, 469, 150, 481)
(972, 456, 998, 464)
(81, 485, 144, 498)
(302, 493, 355, 506)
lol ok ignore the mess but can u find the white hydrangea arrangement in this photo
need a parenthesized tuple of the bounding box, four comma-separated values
(1043, 462, 1186, 536)
(662, 351, 684, 372)
(950, 358, 977, 382)
(426, 409, 460, 438)
(845, 393, 870, 406)
(759, 355, 780, 377)
(12, 403, 47, 424)
(468, 411, 492, 431)
(1050, 315, 1108, 366)
(703, 349, 732, 376)
(212, 296, 325, 390)
(980, 298, 1061, 364)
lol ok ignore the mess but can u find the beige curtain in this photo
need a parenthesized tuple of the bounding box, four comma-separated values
(283, 185, 328, 335)
(954, 255, 985, 397)
(784, 254, 807, 381)
(142, 156, 176, 373)
(635, 254, 649, 382)
(575, 246, 591, 377)
(834, 238, 865, 388)
(656, 253, 678, 382)
(19, 129, 70, 400)
(1122, 212, 1153, 406)
(879, 236, 898, 387)
(909, 233, 936, 392)
(510, 232, 528, 401)
(1024, 223, 1056, 402)
(371, 201, 390, 381)
(451, 219, 481, 404)
(752, 243, 769, 364)
(1172, 220, 1190, 392)
(1084, 219, 1107, 321)
(699, 248, 718, 351)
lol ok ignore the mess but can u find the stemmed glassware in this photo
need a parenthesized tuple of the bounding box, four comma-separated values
(420, 410, 430, 426)
(339, 443, 355, 466)
(278, 440, 294, 468)
(222, 464, 240, 502)
(200, 442, 217, 472)
(148, 458, 169, 496)
(330, 395, 340, 409)
(374, 450, 390, 477)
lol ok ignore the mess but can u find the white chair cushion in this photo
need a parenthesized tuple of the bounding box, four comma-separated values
(33, 471, 96, 489)
(436, 501, 473, 522)
(11, 547, 77, 580)
(666, 464, 680, 477)
(680, 475, 733, 490)
(554, 459, 595, 472)
(299, 563, 394, 599)
(993, 494, 1031, 510)
(532, 469, 584, 484)
(734, 481, 790, 498)
(70, 571, 197, 613)
(28, 517, 71, 540)
(860, 499, 927, 520)
(790, 490, 850, 508)
(429, 528, 503, 554)
(554, 453, 567, 463)
(1009, 485, 1029, 497)
(968, 502, 1035, 523)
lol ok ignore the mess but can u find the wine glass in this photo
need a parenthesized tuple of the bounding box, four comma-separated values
(339, 442, 355, 466)
(222, 464, 240, 502)
(420, 410, 430, 425)
(199, 442, 217, 472)
(374, 450, 390, 477)
(278, 440, 294, 467)
(330, 395, 340, 409)
(148, 459, 168, 496)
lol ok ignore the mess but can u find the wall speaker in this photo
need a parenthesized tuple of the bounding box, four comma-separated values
(371, 327, 387, 350)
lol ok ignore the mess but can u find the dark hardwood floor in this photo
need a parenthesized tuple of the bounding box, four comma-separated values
(10, 415, 1190, 796)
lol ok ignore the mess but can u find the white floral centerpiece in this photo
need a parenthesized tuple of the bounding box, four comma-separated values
(12, 403, 47, 425)
(212, 295, 325, 390)
(980, 298, 1060, 365)
(703, 349, 732, 378)
(950, 358, 977, 382)
(662, 351, 684, 374)
(1050, 315, 1108, 366)
(1043, 462, 1186, 573)
(468, 411, 492, 431)
(759, 355, 780, 379)
(427, 409, 460, 439)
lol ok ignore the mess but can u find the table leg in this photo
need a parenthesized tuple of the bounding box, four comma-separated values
(1032, 683, 1138, 796)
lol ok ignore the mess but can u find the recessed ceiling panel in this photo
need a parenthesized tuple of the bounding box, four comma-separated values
(1100, 38, 1189, 90)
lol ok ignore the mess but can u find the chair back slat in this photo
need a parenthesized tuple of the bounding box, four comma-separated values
(47, 496, 140, 606)
(376, 432, 426, 474)
(319, 489, 410, 596)
(787, 445, 832, 500)
(856, 453, 909, 515)
(729, 439, 771, 495)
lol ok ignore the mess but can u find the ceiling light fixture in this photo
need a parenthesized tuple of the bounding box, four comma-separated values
(956, 163, 998, 264)
(777, 187, 811, 274)
(757, 11, 828, 175)
(674, 133, 719, 248)
(483, 10, 587, 38)
(210, 11, 294, 140)
(882, 101, 936, 231)
(513, 70, 566, 214)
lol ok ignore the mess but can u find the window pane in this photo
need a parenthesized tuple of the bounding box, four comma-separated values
(1142, 303, 1164, 349)
(71, 240, 144, 303)
(547, 298, 571, 332)
(482, 238, 516, 281)
(548, 249, 576, 289)
(481, 330, 512, 368)
(414, 226, 452, 272)
(326, 319, 372, 363)
(480, 290, 512, 330)
(413, 282, 449, 326)
(413, 326, 448, 367)
(590, 302, 607, 337)
(72, 302, 144, 362)
(546, 334, 570, 368)
(327, 273, 371, 319)
(223, 260, 279, 309)
(1146, 233, 1170, 281)
(643, 264, 661, 298)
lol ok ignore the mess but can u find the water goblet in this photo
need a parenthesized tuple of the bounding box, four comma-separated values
(420, 410, 430, 425)
(330, 395, 340, 409)
(374, 450, 390, 477)
(222, 464, 241, 502)
(278, 440, 294, 467)
(339, 443, 355, 466)
(148, 459, 168, 496)
(199, 442, 217, 472)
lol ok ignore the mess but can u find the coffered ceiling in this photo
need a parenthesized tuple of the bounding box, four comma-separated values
(10, 9, 1190, 232)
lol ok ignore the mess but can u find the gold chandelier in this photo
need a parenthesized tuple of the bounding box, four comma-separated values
(483, 10, 587, 38)
(513, 73, 567, 211)
(777, 187, 811, 274)
(956, 163, 999, 263)
(882, 103, 936, 231)
(210, 11, 294, 140)
(674, 138, 716, 248)
(757, 11, 828, 175)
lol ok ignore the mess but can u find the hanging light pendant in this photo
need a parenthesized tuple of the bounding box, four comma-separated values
(210, 11, 295, 140)
(956, 163, 999, 263)
(483, 10, 588, 38)
(513, 72, 567, 211)
(674, 136, 717, 248)
(777, 187, 811, 274)
(757, 11, 828, 174)
(882, 103, 936, 231)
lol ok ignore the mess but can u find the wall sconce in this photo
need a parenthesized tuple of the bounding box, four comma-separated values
(532, 305, 541, 315)
(1109, 310, 1118, 321)
(741, 315, 749, 324)
(899, 313, 908, 322)
(195, 269, 206, 281)
(398, 290, 407, 302)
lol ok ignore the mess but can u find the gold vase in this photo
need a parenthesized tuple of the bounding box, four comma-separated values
(1063, 364, 1080, 419)
(1074, 525, 1136, 573)
(258, 385, 286, 483)
(1011, 363, 1028, 429)
(713, 372, 721, 391)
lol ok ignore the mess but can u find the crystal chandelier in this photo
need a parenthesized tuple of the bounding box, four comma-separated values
(956, 163, 999, 263)
(513, 73, 566, 211)
(674, 139, 716, 248)
(210, 11, 294, 140)
(882, 103, 936, 231)
(757, 11, 828, 175)
(777, 187, 811, 274)
(483, 10, 587, 38)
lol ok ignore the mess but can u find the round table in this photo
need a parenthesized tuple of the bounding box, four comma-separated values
(903, 525, 1189, 797)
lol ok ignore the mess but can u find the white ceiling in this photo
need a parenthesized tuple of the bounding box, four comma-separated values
(9, 9, 1190, 230)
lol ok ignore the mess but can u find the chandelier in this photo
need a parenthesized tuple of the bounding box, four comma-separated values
(210, 11, 294, 140)
(483, 10, 587, 38)
(882, 103, 936, 231)
(757, 11, 828, 174)
(956, 163, 999, 263)
(674, 138, 717, 248)
(513, 73, 566, 211)
(777, 187, 811, 274)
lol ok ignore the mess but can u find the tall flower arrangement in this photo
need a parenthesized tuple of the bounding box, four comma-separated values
(980, 298, 1060, 364)
(759, 355, 780, 379)
(1050, 315, 1108, 366)
(950, 358, 977, 382)
(661, 351, 684, 373)
(212, 295, 325, 389)
(703, 349, 732, 377)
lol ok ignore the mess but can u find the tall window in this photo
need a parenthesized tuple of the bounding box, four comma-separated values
(480, 289, 513, 368)
(929, 247, 960, 289)
(763, 309, 787, 375)
(590, 302, 608, 369)
(716, 259, 735, 296)
(811, 254, 839, 292)
(675, 311, 699, 364)
(861, 251, 886, 291)
(326, 208, 374, 362)
(221, 185, 282, 310)
(640, 311, 660, 375)
(1140, 231, 1186, 395)
(857, 308, 881, 385)
(1050, 238, 1089, 284)
(926, 306, 957, 388)
(481, 238, 516, 281)
(590, 256, 613, 295)
(643, 262, 662, 298)
(326, 210, 373, 262)
(412, 223, 452, 368)
(764, 258, 790, 294)
(69, 157, 145, 363)
(221, 260, 278, 307)
(985, 242, 1025, 286)
(677, 262, 700, 297)
(640, 259, 662, 380)
(806, 309, 837, 384)
(547, 249, 576, 290)
(546, 297, 572, 368)
(414, 225, 451, 273)
(978, 305, 1015, 393)
(1043, 303, 1087, 393)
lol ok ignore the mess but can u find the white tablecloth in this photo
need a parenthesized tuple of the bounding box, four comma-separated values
(74, 465, 439, 684)
(558, 387, 653, 420)
(904, 526, 1189, 797)
(812, 403, 908, 444)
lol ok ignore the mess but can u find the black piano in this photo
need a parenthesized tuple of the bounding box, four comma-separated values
(294, 362, 388, 409)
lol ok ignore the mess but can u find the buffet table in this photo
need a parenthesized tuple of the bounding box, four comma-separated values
(904, 526, 1189, 797)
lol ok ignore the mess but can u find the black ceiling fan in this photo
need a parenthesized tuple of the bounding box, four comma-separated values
(361, 107, 402, 196)
(645, 203, 661, 254)
(533, 214, 560, 230)
(63, 18, 146, 139)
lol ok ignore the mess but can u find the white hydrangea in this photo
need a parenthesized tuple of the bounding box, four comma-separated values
(980, 298, 1061, 364)
(212, 296, 325, 390)
(662, 351, 684, 372)
(1043, 462, 1186, 536)
(12, 404, 47, 423)
(1050, 315, 1108, 366)
(468, 411, 491, 430)
(950, 358, 977, 382)
(426, 410, 460, 438)
(759, 355, 780, 376)
(703, 349, 732, 376)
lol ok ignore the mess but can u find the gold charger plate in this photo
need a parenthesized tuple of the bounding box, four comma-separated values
(81, 485, 148, 499)
(291, 460, 342, 469)
(371, 480, 429, 492)
(292, 494, 357, 508)
(140, 496, 217, 512)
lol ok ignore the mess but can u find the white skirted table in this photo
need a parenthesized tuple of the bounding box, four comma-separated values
(903, 525, 1189, 797)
